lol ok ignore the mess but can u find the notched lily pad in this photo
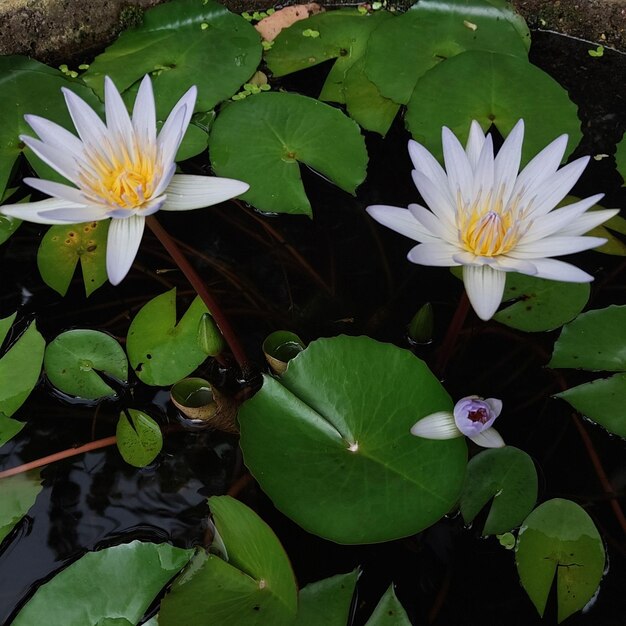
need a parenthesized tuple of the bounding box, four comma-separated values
(460, 446, 538, 536)
(516, 498, 605, 623)
(0, 313, 45, 417)
(126, 288, 209, 386)
(37, 220, 109, 297)
(159, 496, 298, 625)
(116, 409, 163, 467)
(209, 92, 368, 215)
(239, 335, 467, 544)
(44, 329, 128, 400)
(405, 50, 581, 166)
(494, 273, 589, 332)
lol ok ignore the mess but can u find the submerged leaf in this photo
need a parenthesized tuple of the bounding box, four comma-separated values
(0, 471, 43, 544)
(44, 329, 128, 400)
(126, 289, 209, 386)
(12, 541, 193, 626)
(460, 446, 537, 536)
(405, 50, 581, 165)
(209, 92, 368, 215)
(516, 499, 605, 623)
(116, 409, 163, 467)
(37, 220, 109, 297)
(159, 496, 298, 625)
(239, 336, 466, 544)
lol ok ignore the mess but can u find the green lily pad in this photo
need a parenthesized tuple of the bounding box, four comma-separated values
(405, 50, 581, 165)
(516, 498, 605, 623)
(83, 0, 262, 120)
(556, 374, 626, 439)
(550, 305, 626, 371)
(0, 471, 43, 543)
(44, 329, 128, 400)
(0, 314, 45, 417)
(12, 541, 193, 626)
(493, 273, 589, 332)
(116, 409, 163, 467)
(0, 412, 25, 447)
(365, 0, 529, 105)
(159, 496, 298, 626)
(0, 56, 103, 194)
(126, 289, 209, 386)
(297, 570, 359, 625)
(460, 446, 538, 536)
(209, 92, 368, 215)
(239, 336, 467, 544)
(365, 585, 411, 625)
(37, 220, 109, 297)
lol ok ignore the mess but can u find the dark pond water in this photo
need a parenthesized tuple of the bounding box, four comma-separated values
(1, 29, 626, 626)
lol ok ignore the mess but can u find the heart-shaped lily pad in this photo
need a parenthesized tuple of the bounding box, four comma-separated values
(44, 329, 128, 400)
(0, 313, 45, 417)
(126, 289, 209, 386)
(209, 92, 368, 215)
(494, 273, 589, 332)
(239, 335, 467, 544)
(516, 498, 605, 623)
(37, 220, 109, 297)
(12, 541, 193, 626)
(365, 0, 529, 105)
(116, 409, 163, 468)
(405, 50, 581, 165)
(159, 496, 298, 625)
(460, 446, 537, 536)
(83, 0, 262, 120)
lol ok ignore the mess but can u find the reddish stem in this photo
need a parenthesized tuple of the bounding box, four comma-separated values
(0, 436, 117, 479)
(434, 291, 471, 377)
(146, 215, 252, 378)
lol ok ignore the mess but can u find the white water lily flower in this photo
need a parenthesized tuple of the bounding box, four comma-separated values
(367, 120, 619, 320)
(411, 395, 504, 448)
(0, 75, 249, 285)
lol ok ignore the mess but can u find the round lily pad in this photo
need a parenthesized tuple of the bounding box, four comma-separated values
(44, 329, 128, 400)
(405, 50, 582, 165)
(116, 409, 163, 468)
(239, 335, 467, 544)
(209, 92, 368, 215)
(365, 0, 529, 105)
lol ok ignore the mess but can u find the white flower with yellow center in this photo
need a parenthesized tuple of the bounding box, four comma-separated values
(0, 75, 249, 285)
(367, 120, 618, 320)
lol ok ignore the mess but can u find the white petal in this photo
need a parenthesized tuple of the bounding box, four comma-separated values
(469, 427, 505, 448)
(408, 242, 461, 266)
(151, 162, 177, 198)
(132, 75, 157, 150)
(491, 257, 537, 275)
(494, 119, 524, 206)
(557, 208, 620, 237)
(161, 174, 248, 211)
(104, 76, 135, 151)
(462, 264, 506, 321)
(158, 86, 197, 166)
(24, 114, 85, 159)
(522, 194, 604, 242)
(21, 135, 79, 185)
(408, 140, 449, 190)
(472, 134, 494, 201)
(410, 411, 462, 440)
(512, 134, 568, 199)
(511, 235, 607, 259)
(366, 205, 437, 243)
(411, 171, 456, 226)
(484, 398, 503, 418)
(36, 206, 111, 223)
(525, 157, 590, 218)
(442, 127, 473, 205)
(0, 198, 89, 225)
(408, 203, 454, 240)
(62, 87, 109, 149)
(24, 177, 99, 206)
(527, 258, 593, 282)
(106, 215, 145, 285)
(465, 120, 486, 171)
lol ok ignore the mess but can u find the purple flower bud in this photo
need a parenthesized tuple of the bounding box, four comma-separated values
(453, 395, 502, 438)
